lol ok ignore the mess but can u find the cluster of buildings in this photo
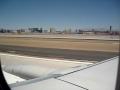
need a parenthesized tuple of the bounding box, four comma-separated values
(0, 28, 58, 34)
(0, 26, 119, 35)
(0, 28, 42, 34)
(0, 28, 73, 34)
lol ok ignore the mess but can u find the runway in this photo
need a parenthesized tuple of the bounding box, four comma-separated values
(0, 45, 118, 61)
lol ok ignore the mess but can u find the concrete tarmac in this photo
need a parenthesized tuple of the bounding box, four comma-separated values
(0, 45, 118, 61)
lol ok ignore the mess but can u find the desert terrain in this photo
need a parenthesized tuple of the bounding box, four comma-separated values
(0, 37, 119, 52)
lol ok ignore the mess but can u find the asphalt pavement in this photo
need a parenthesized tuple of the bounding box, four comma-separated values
(0, 45, 118, 61)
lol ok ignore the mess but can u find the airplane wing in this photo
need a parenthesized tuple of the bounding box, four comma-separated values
(2, 71, 25, 84)
(5, 56, 118, 90)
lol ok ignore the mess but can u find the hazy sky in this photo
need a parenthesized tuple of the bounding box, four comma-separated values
(0, 0, 120, 30)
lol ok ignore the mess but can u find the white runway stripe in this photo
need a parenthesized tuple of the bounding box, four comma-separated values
(0, 53, 95, 65)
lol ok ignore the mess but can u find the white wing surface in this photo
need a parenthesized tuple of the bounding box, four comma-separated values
(10, 57, 119, 90)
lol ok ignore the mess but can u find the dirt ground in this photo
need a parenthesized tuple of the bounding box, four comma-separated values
(0, 37, 119, 52)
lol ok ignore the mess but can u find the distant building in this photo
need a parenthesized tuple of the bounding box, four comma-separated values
(28, 28, 39, 33)
(67, 29, 72, 33)
(63, 29, 72, 34)
(78, 29, 83, 34)
(0, 29, 5, 33)
(75, 29, 83, 34)
(84, 31, 94, 35)
(56, 30, 62, 34)
(23, 29, 31, 33)
(20, 29, 26, 33)
(110, 26, 112, 31)
(75, 29, 78, 34)
(50, 28, 56, 33)
(39, 28, 42, 33)
(43, 29, 50, 33)
(11, 30, 18, 34)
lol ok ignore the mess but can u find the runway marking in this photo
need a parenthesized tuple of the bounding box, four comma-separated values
(7, 51, 16, 53)
(0, 53, 95, 65)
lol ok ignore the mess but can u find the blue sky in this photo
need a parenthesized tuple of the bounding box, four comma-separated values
(0, 0, 120, 30)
